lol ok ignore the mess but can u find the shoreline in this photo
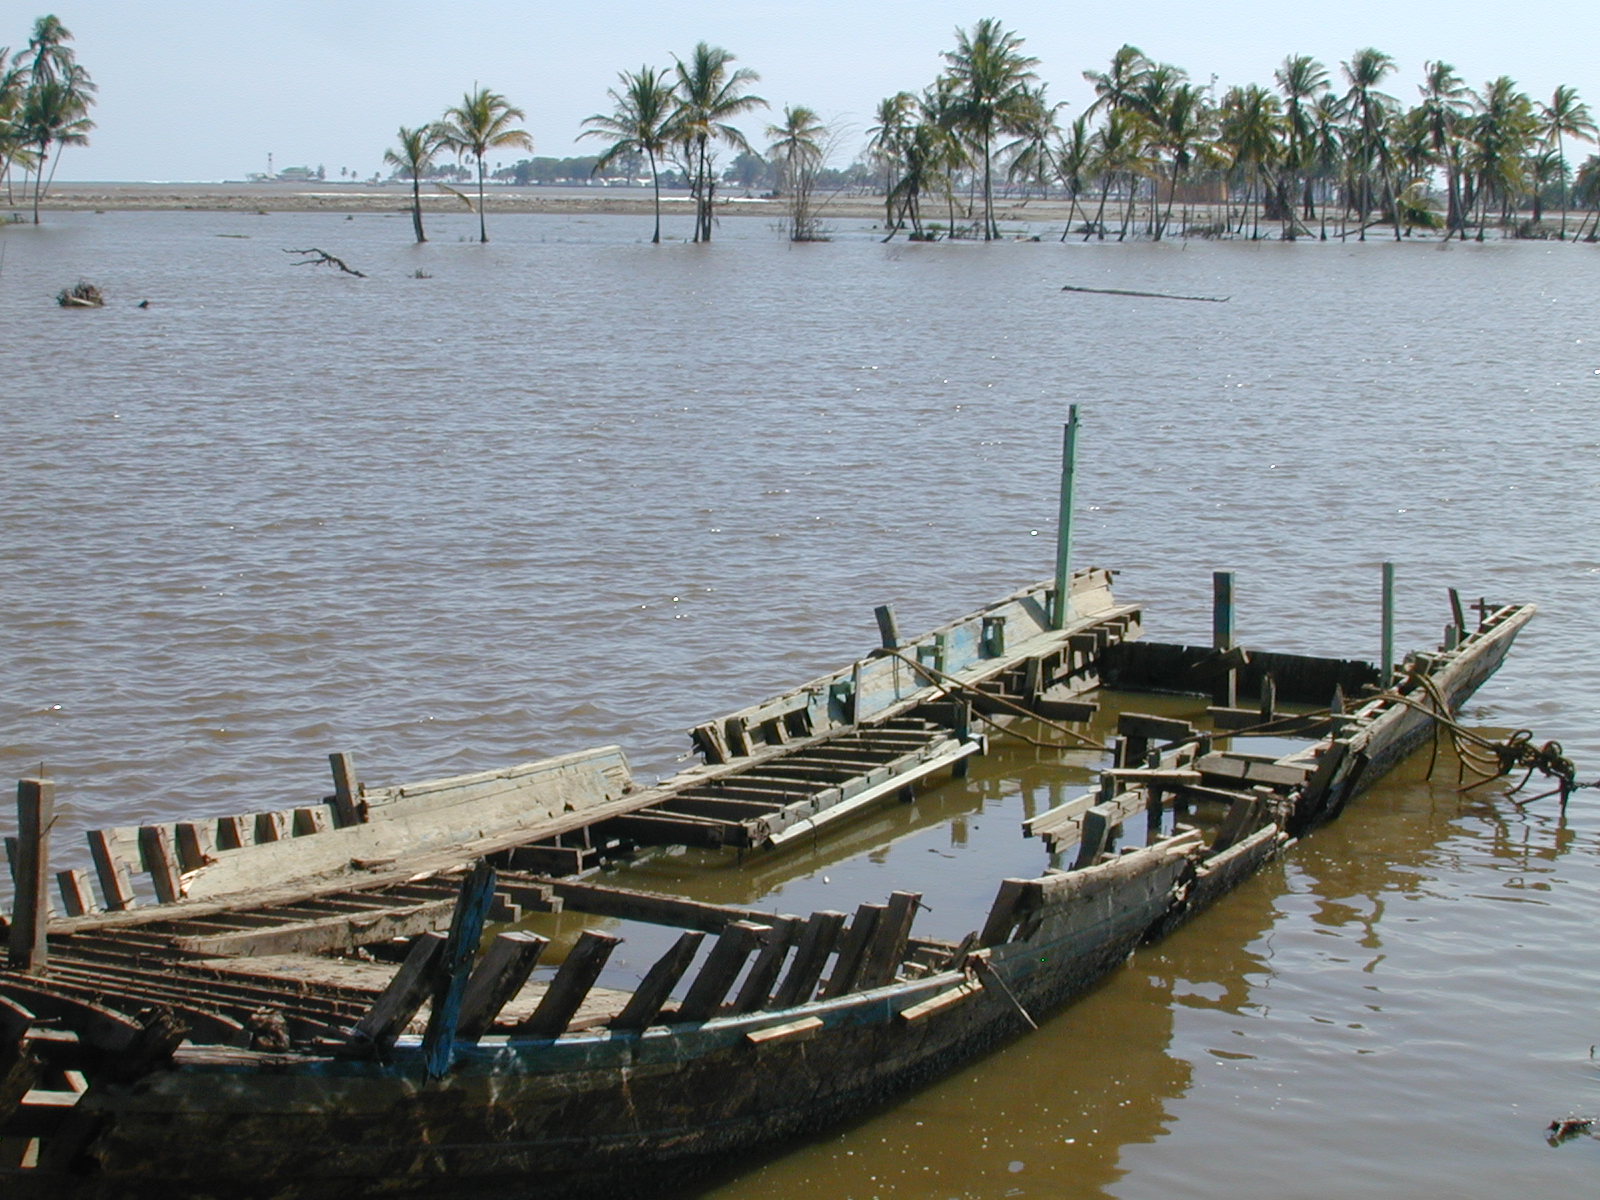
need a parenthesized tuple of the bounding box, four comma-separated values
(5, 181, 1081, 226)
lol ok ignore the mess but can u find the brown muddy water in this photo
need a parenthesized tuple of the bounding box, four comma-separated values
(3, 206, 1599, 1197)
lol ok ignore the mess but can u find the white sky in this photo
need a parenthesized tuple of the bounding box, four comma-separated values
(20, 1, 1600, 182)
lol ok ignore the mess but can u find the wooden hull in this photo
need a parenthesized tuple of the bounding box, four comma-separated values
(23, 845, 1190, 1200)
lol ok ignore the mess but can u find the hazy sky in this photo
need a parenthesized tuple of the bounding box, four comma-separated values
(19, 1, 1600, 182)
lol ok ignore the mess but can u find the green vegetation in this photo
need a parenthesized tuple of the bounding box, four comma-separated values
(580, 66, 675, 243)
(384, 125, 442, 244)
(436, 87, 533, 243)
(767, 105, 829, 241)
(1, 14, 96, 223)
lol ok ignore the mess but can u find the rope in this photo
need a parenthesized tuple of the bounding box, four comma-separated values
(1362, 668, 1588, 807)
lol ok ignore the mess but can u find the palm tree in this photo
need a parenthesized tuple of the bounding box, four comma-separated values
(668, 43, 766, 243)
(1083, 45, 1151, 117)
(1539, 85, 1596, 237)
(1308, 93, 1346, 238)
(867, 91, 916, 206)
(1468, 76, 1538, 236)
(767, 104, 829, 241)
(1571, 153, 1600, 239)
(1341, 48, 1397, 237)
(940, 18, 1040, 240)
(383, 125, 441, 243)
(20, 68, 93, 224)
(1275, 55, 1328, 234)
(0, 50, 31, 203)
(1152, 81, 1212, 240)
(1085, 109, 1152, 241)
(20, 15, 75, 86)
(1055, 115, 1094, 241)
(436, 87, 532, 243)
(580, 66, 675, 243)
(1418, 62, 1471, 236)
(1001, 84, 1063, 199)
(1218, 84, 1285, 238)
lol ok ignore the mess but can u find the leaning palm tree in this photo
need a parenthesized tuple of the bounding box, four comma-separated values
(580, 66, 675, 243)
(1539, 85, 1596, 238)
(940, 18, 1040, 240)
(1151, 81, 1212, 240)
(1083, 44, 1152, 118)
(436, 87, 532, 243)
(1001, 83, 1063, 199)
(1054, 114, 1094, 241)
(1217, 84, 1285, 239)
(767, 104, 829, 241)
(668, 43, 766, 243)
(867, 91, 916, 208)
(1468, 76, 1539, 236)
(383, 124, 442, 243)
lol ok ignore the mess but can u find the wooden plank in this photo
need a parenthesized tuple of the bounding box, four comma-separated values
(518, 931, 621, 1038)
(423, 861, 498, 1077)
(677, 921, 770, 1022)
(9, 780, 53, 972)
(55, 869, 95, 918)
(979, 879, 1031, 947)
(86, 828, 136, 912)
(1117, 712, 1197, 743)
(456, 932, 549, 1039)
(349, 932, 446, 1048)
(770, 910, 847, 1009)
(254, 811, 290, 844)
(545, 878, 792, 935)
(898, 981, 981, 1024)
(173, 822, 215, 872)
(744, 1016, 823, 1047)
(170, 896, 458, 959)
(819, 904, 883, 998)
(328, 752, 363, 827)
(611, 930, 706, 1032)
(137, 825, 183, 906)
(1195, 754, 1311, 788)
(214, 814, 252, 851)
(292, 807, 332, 837)
(499, 844, 586, 876)
(730, 917, 801, 1014)
(1073, 806, 1114, 869)
(856, 891, 921, 990)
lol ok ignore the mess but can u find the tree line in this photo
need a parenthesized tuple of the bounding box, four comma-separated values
(0, 14, 96, 224)
(389, 22, 1597, 245)
(864, 20, 1597, 242)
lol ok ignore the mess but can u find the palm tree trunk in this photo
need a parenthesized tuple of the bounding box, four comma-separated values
(648, 149, 661, 244)
(1088, 177, 1111, 241)
(410, 175, 427, 243)
(982, 128, 995, 240)
(476, 156, 488, 242)
(32, 138, 48, 225)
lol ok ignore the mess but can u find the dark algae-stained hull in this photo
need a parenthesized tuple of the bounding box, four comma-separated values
(1, 566, 1537, 1199)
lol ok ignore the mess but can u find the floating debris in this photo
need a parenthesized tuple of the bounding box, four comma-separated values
(1061, 283, 1229, 303)
(56, 280, 104, 308)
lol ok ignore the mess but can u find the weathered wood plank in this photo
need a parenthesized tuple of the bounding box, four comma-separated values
(819, 904, 883, 998)
(856, 891, 921, 990)
(86, 828, 137, 912)
(328, 752, 363, 827)
(678, 921, 770, 1022)
(9, 780, 53, 972)
(55, 869, 95, 918)
(518, 931, 621, 1038)
(770, 910, 847, 1009)
(349, 932, 446, 1048)
(170, 897, 458, 959)
(611, 930, 707, 1032)
(730, 917, 801, 1013)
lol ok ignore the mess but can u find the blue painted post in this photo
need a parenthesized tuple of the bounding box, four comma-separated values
(1052, 406, 1080, 630)
(1381, 562, 1395, 682)
(423, 859, 498, 1079)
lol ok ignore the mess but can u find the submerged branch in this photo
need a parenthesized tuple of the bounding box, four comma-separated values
(285, 248, 367, 278)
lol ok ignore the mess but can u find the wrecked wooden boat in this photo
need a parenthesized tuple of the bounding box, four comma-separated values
(0, 567, 1535, 1199)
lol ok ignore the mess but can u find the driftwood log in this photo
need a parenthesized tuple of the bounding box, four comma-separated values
(285, 248, 367, 278)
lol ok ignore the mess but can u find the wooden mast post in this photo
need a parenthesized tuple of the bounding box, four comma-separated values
(1052, 406, 1080, 630)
